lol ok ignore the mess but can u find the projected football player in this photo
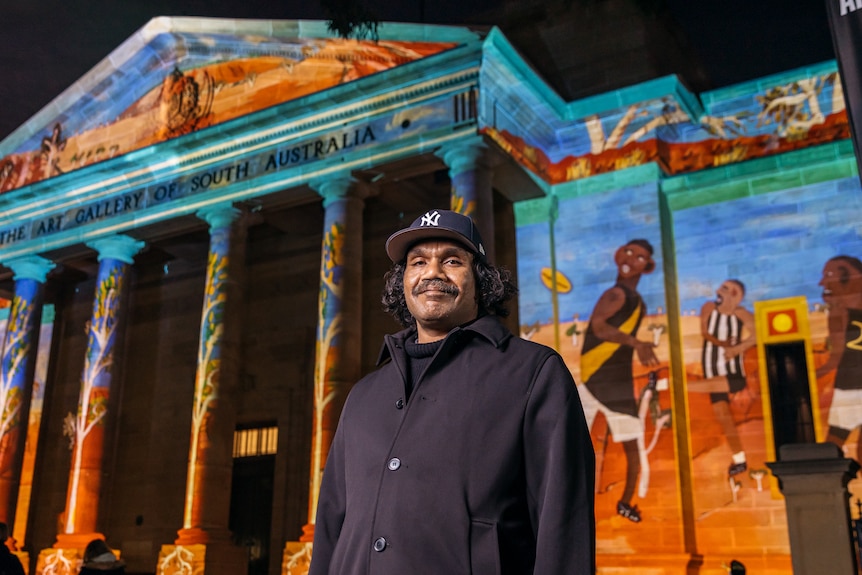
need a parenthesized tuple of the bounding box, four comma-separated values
(579, 239, 659, 523)
(687, 279, 756, 477)
(816, 255, 862, 462)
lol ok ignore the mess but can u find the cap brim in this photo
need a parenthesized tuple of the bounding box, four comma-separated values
(385, 227, 480, 262)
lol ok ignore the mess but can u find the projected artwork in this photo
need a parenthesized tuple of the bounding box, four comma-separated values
(579, 238, 664, 524)
(309, 209, 348, 524)
(64, 259, 127, 534)
(515, 183, 680, 556)
(0, 302, 55, 548)
(184, 225, 230, 531)
(482, 70, 847, 185)
(516, 171, 862, 565)
(674, 174, 862, 557)
(0, 14, 856, 574)
(0, 35, 457, 194)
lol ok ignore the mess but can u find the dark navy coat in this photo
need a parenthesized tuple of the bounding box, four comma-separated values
(309, 315, 596, 575)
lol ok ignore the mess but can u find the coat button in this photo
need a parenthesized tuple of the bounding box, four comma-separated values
(373, 537, 387, 552)
(388, 457, 401, 471)
(395, 398, 404, 409)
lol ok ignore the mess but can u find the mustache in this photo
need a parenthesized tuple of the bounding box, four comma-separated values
(413, 280, 460, 296)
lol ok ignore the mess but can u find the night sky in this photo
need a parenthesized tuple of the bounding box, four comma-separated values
(0, 0, 836, 142)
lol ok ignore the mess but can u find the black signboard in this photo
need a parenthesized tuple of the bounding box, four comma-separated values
(826, 0, 862, 184)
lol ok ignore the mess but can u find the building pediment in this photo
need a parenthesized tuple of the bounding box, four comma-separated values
(0, 16, 851, 264)
(0, 18, 492, 261)
(0, 17, 481, 197)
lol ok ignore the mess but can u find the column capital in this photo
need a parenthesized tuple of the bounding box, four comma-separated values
(86, 235, 145, 264)
(435, 136, 488, 177)
(196, 204, 242, 230)
(3, 255, 55, 283)
(309, 174, 374, 208)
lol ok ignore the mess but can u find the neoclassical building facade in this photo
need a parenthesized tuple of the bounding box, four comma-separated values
(0, 15, 857, 575)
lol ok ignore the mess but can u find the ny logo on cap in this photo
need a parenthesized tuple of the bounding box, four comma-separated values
(420, 210, 441, 227)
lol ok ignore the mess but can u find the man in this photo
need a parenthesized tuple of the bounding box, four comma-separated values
(0, 523, 25, 575)
(579, 239, 659, 523)
(309, 209, 596, 575)
(816, 255, 862, 462)
(687, 279, 756, 477)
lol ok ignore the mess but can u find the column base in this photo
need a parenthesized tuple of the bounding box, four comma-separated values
(299, 523, 314, 543)
(174, 526, 233, 545)
(156, 542, 247, 575)
(53, 532, 105, 549)
(283, 541, 312, 575)
(35, 547, 82, 575)
(36, 533, 114, 575)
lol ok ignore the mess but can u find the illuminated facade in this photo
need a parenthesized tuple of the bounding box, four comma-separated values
(0, 15, 857, 575)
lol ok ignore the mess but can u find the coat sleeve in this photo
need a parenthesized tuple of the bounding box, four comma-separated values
(12, 554, 26, 575)
(523, 352, 596, 574)
(308, 416, 347, 575)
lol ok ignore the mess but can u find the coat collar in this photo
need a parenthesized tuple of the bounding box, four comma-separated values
(376, 314, 512, 366)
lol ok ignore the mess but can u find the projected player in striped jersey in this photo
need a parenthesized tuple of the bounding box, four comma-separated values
(688, 279, 756, 477)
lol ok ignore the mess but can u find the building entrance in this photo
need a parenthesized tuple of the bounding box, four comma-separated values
(230, 426, 277, 575)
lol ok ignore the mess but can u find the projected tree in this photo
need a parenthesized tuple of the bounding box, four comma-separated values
(309, 220, 344, 522)
(66, 265, 123, 533)
(183, 248, 228, 529)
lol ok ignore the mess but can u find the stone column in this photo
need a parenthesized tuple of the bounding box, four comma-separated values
(157, 205, 247, 575)
(766, 442, 860, 575)
(38, 234, 143, 575)
(0, 257, 54, 529)
(435, 135, 495, 263)
(283, 176, 367, 574)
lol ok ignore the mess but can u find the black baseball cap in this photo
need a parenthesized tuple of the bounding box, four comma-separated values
(385, 209, 487, 262)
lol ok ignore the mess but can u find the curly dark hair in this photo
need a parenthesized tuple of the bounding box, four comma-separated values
(381, 256, 518, 328)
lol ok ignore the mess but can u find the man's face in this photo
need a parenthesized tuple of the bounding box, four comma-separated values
(614, 243, 654, 279)
(716, 281, 742, 307)
(820, 259, 862, 306)
(403, 240, 478, 342)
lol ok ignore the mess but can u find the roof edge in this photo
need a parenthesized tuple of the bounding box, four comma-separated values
(143, 15, 483, 43)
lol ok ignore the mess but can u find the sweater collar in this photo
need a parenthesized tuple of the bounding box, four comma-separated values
(377, 314, 511, 366)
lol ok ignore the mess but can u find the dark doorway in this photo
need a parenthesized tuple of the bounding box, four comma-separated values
(230, 454, 275, 575)
(765, 341, 816, 454)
